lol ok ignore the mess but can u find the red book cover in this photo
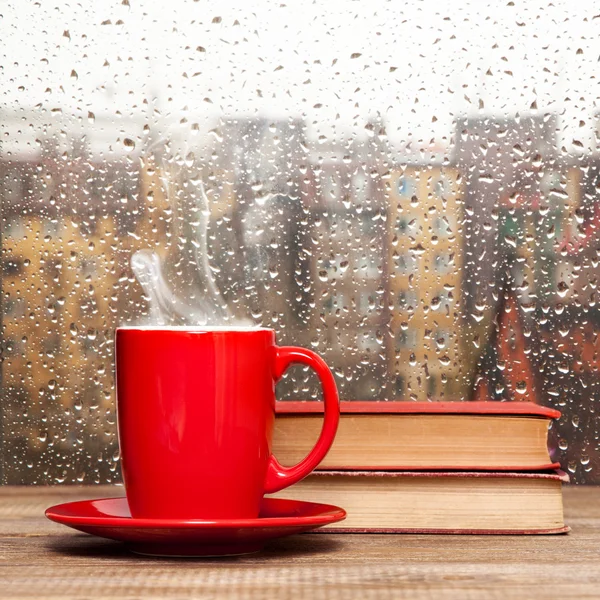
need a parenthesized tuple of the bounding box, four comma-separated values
(276, 400, 561, 419)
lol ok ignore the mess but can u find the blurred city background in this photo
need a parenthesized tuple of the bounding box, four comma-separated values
(1, 0, 600, 484)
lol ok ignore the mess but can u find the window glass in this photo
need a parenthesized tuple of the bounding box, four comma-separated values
(1, 0, 599, 485)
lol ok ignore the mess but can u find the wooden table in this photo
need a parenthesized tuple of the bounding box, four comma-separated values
(0, 485, 598, 599)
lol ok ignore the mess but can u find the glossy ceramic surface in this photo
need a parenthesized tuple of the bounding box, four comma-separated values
(45, 497, 346, 557)
(116, 327, 339, 520)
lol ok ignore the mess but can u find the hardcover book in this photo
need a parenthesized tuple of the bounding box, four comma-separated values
(274, 401, 560, 471)
(269, 470, 569, 534)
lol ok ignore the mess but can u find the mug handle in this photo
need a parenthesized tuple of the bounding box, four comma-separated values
(264, 346, 340, 494)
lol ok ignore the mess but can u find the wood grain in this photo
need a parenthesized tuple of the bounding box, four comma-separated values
(0, 485, 598, 599)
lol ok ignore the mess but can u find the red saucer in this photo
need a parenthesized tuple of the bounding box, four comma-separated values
(45, 497, 346, 557)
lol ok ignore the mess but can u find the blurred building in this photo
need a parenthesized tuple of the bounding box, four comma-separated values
(0, 147, 140, 484)
(533, 160, 600, 481)
(386, 166, 465, 401)
(453, 114, 558, 316)
(301, 151, 388, 400)
(451, 115, 561, 391)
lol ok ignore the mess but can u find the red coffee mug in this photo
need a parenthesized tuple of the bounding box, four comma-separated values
(116, 326, 340, 520)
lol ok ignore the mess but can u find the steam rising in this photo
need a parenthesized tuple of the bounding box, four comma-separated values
(131, 157, 246, 327)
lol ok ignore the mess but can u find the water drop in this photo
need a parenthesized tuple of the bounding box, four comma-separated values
(556, 282, 569, 298)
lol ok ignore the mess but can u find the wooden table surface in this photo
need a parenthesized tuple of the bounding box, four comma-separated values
(0, 485, 598, 599)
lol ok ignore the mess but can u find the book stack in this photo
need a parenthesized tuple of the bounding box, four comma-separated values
(270, 401, 569, 534)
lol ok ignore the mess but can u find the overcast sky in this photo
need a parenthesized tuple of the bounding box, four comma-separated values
(1, 0, 599, 158)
